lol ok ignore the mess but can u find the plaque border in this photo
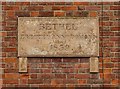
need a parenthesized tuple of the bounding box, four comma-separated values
(18, 17, 99, 57)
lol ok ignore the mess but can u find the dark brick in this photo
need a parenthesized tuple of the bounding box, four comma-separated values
(39, 11, 54, 17)
(74, 11, 89, 17)
(15, 11, 30, 17)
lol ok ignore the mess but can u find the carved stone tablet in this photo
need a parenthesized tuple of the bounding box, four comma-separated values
(18, 17, 99, 57)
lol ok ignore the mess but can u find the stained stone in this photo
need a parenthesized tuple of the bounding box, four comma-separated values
(19, 57, 27, 72)
(90, 57, 99, 72)
(18, 17, 99, 57)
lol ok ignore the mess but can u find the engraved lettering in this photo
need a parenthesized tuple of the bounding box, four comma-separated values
(18, 17, 99, 57)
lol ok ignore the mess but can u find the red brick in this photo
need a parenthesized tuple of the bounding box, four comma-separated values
(90, 74, 99, 79)
(114, 63, 119, 68)
(67, 74, 75, 78)
(44, 6, 52, 11)
(66, 2, 73, 5)
(30, 74, 37, 79)
(74, 2, 89, 5)
(62, 6, 77, 10)
(99, 22, 113, 26)
(46, 2, 54, 5)
(4, 79, 18, 84)
(30, 2, 46, 5)
(6, 52, 17, 57)
(86, 6, 101, 10)
(112, 79, 119, 85)
(54, 11, 65, 17)
(52, 58, 62, 62)
(5, 2, 15, 5)
(112, 21, 120, 26)
(28, 6, 43, 11)
(89, 11, 97, 17)
(102, 32, 114, 36)
(110, 37, 120, 41)
(55, 64, 66, 68)
(52, 6, 62, 10)
(2, 2, 6, 5)
(74, 11, 89, 17)
(41, 74, 54, 79)
(104, 63, 114, 68)
(103, 58, 111, 62)
(28, 79, 43, 84)
(100, 17, 109, 21)
(78, 80, 87, 84)
(78, 6, 85, 10)
(6, 11, 15, 17)
(80, 64, 89, 68)
(75, 74, 89, 79)
(15, 11, 30, 17)
(99, 11, 114, 16)
(111, 27, 120, 31)
(103, 42, 114, 47)
(112, 69, 120, 73)
(110, 6, 120, 10)
(3, 6, 19, 10)
(39, 11, 54, 17)
(55, 74, 66, 79)
(31, 11, 39, 17)
(51, 79, 64, 85)
(4, 27, 17, 31)
(3, 48, 17, 52)
(114, 32, 120, 36)
(97, 2, 113, 5)
(111, 48, 120, 52)
(19, 79, 28, 85)
(115, 53, 120, 57)
(99, 63, 103, 68)
(99, 68, 103, 73)
(114, 2, 120, 5)
(4, 69, 18, 73)
(43, 59, 51, 63)
(4, 58, 17, 63)
(6, 21, 17, 26)
(63, 58, 78, 62)
(41, 64, 53, 68)
(115, 41, 120, 47)
(7, 32, 17, 37)
(29, 69, 39, 73)
(63, 79, 76, 84)
(20, 74, 30, 79)
(88, 79, 103, 84)
(0, 32, 7, 36)
(41, 69, 52, 73)
(5, 73, 19, 79)
(103, 69, 112, 73)
(104, 74, 115, 79)
(111, 58, 120, 62)
(55, 2, 65, 5)
(15, 2, 30, 5)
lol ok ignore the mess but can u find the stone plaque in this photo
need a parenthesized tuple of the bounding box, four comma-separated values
(18, 17, 99, 57)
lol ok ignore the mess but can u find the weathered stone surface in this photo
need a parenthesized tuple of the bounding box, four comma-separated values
(19, 57, 27, 72)
(90, 57, 99, 72)
(18, 17, 99, 57)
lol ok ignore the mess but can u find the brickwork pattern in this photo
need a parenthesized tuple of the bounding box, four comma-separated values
(0, 1, 3, 89)
(1, 1, 120, 88)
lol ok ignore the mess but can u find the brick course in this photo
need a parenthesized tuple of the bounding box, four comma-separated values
(1, 1, 120, 88)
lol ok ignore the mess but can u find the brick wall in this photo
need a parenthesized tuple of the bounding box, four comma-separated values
(1, 1, 120, 88)
(0, 1, 3, 89)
